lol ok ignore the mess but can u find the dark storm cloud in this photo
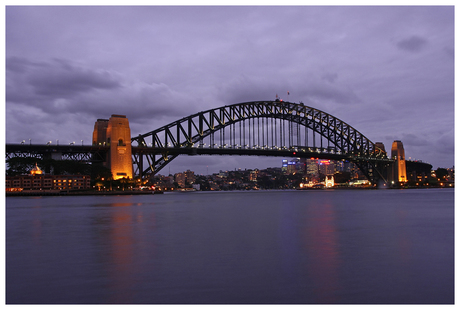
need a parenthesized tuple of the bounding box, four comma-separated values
(28, 59, 121, 96)
(6, 55, 195, 123)
(7, 57, 121, 102)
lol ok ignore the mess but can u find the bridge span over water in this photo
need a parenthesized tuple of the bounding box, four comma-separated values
(131, 100, 391, 184)
(6, 101, 394, 185)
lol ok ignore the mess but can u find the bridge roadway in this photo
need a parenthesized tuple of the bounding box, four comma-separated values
(6, 144, 109, 162)
(6, 143, 380, 161)
(132, 145, 380, 160)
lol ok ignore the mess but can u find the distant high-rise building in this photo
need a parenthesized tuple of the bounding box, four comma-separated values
(306, 159, 318, 176)
(318, 160, 335, 176)
(391, 140, 407, 183)
(174, 170, 196, 188)
(175, 172, 186, 188)
(249, 170, 259, 182)
(282, 159, 288, 173)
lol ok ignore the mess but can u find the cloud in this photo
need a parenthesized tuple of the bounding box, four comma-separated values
(29, 59, 121, 96)
(395, 35, 428, 53)
(5, 55, 208, 142)
(321, 73, 339, 84)
(6, 57, 122, 112)
(400, 133, 430, 147)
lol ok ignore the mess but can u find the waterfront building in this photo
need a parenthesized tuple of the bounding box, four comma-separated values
(6, 164, 91, 192)
(175, 172, 186, 188)
(406, 160, 432, 184)
(325, 175, 334, 188)
(447, 167, 455, 182)
(184, 170, 196, 184)
(174, 170, 196, 188)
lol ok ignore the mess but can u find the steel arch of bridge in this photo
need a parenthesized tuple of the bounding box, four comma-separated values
(132, 100, 391, 184)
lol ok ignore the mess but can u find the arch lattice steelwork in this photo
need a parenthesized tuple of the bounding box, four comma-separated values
(131, 101, 391, 184)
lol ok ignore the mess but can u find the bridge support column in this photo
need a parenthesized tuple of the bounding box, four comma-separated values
(93, 115, 134, 180)
(389, 140, 407, 186)
(138, 153, 143, 180)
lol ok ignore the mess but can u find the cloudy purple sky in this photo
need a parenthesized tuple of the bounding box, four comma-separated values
(5, 6, 454, 175)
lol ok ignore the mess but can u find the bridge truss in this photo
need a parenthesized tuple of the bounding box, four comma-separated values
(5, 145, 108, 163)
(132, 100, 391, 184)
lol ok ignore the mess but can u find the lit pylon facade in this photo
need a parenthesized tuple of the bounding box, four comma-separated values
(93, 115, 133, 180)
(391, 140, 407, 183)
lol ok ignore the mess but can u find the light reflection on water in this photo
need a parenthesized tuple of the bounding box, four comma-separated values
(6, 189, 454, 304)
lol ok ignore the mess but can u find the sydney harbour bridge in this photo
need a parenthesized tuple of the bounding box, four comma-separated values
(6, 100, 393, 185)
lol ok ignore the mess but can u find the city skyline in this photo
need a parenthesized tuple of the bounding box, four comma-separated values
(5, 6, 454, 175)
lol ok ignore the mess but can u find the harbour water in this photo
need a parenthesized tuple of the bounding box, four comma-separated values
(6, 189, 454, 304)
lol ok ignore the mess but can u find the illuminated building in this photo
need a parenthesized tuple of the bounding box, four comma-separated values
(318, 160, 335, 175)
(175, 170, 196, 188)
(282, 159, 288, 173)
(287, 160, 298, 174)
(184, 170, 196, 184)
(282, 158, 303, 175)
(92, 115, 133, 180)
(249, 170, 259, 181)
(325, 175, 334, 188)
(6, 164, 91, 192)
(391, 140, 407, 183)
(306, 158, 318, 176)
(406, 160, 432, 184)
(175, 172, 186, 188)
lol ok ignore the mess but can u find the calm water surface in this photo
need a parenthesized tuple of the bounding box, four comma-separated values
(6, 189, 454, 304)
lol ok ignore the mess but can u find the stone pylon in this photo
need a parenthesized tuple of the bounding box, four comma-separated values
(93, 115, 133, 180)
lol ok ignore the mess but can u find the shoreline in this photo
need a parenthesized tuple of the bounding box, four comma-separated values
(6, 186, 451, 197)
(6, 190, 159, 197)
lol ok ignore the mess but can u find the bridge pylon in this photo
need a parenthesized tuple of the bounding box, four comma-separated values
(93, 115, 133, 180)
